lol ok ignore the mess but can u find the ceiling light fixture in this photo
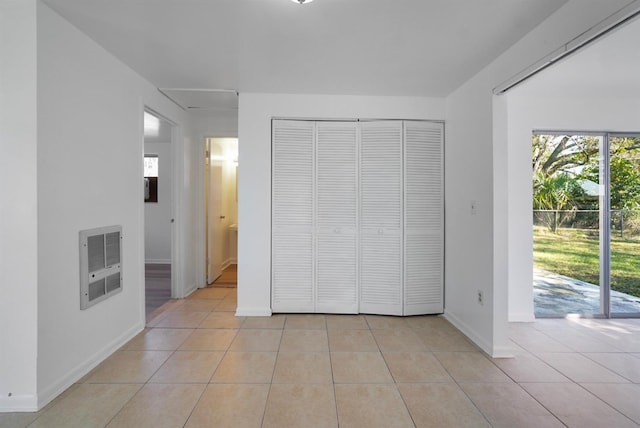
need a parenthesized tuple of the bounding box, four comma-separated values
(291, 0, 313, 4)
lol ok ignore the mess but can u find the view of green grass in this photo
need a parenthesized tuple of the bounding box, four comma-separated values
(534, 226, 640, 298)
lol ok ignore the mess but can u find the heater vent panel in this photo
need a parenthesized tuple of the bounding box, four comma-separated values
(80, 225, 123, 309)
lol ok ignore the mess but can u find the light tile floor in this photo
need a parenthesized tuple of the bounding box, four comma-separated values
(2, 288, 640, 427)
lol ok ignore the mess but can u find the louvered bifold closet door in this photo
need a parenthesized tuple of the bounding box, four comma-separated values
(272, 120, 315, 312)
(359, 121, 403, 316)
(404, 121, 444, 315)
(316, 122, 359, 313)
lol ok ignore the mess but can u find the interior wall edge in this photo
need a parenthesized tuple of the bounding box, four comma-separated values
(444, 309, 498, 357)
(35, 322, 143, 412)
(235, 307, 273, 317)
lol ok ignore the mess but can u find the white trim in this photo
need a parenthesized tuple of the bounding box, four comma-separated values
(444, 309, 514, 358)
(491, 345, 515, 359)
(235, 307, 272, 317)
(0, 394, 38, 413)
(141, 104, 183, 303)
(508, 312, 536, 323)
(494, 1, 640, 94)
(182, 283, 199, 297)
(197, 138, 207, 290)
(138, 99, 147, 327)
(159, 87, 237, 94)
(144, 259, 172, 265)
(35, 322, 143, 411)
(170, 123, 183, 298)
(183, 282, 199, 295)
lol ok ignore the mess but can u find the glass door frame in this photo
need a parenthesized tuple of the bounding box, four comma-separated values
(608, 132, 640, 318)
(600, 132, 611, 317)
(534, 130, 640, 319)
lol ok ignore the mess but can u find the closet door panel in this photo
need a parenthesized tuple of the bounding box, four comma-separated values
(316, 122, 358, 313)
(359, 121, 403, 316)
(271, 120, 315, 312)
(360, 233, 402, 315)
(316, 233, 357, 313)
(404, 121, 443, 315)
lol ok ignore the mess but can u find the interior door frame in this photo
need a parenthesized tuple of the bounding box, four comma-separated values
(141, 105, 182, 301)
(206, 138, 224, 283)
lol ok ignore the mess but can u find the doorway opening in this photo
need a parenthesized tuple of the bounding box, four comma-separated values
(532, 132, 640, 317)
(144, 109, 175, 317)
(205, 137, 238, 287)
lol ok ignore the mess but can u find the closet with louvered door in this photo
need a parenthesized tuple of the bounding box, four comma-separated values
(315, 122, 359, 313)
(271, 119, 443, 316)
(271, 120, 315, 312)
(404, 121, 444, 315)
(359, 121, 404, 316)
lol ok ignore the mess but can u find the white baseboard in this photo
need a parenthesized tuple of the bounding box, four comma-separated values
(0, 394, 38, 413)
(444, 310, 514, 358)
(182, 282, 198, 298)
(145, 259, 171, 265)
(35, 322, 144, 411)
(221, 259, 238, 270)
(235, 307, 272, 317)
(508, 312, 536, 323)
(491, 344, 515, 358)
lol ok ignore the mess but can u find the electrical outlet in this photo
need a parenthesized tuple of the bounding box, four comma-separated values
(477, 290, 483, 305)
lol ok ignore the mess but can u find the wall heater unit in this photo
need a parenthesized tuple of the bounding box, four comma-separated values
(79, 225, 122, 309)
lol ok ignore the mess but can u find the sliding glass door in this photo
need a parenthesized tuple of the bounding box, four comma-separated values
(609, 135, 640, 316)
(532, 133, 640, 317)
(533, 134, 602, 316)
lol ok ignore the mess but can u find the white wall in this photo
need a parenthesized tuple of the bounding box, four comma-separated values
(444, 0, 633, 356)
(237, 93, 445, 316)
(144, 141, 172, 264)
(507, 91, 640, 321)
(35, 3, 189, 409)
(0, 0, 39, 411)
(446, 73, 502, 354)
(2, 0, 635, 412)
(189, 109, 238, 140)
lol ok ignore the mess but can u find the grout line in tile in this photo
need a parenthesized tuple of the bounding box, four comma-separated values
(100, 383, 147, 428)
(27, 288, 640, 427)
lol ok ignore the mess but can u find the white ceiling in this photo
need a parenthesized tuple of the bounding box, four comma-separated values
(513, 14, 640, 98)
(42, 0, 568, 102)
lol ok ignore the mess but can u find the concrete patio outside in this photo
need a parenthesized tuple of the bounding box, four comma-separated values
(534, 269, 640, 316)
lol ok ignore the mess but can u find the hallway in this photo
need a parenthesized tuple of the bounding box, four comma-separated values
(3, 287, 640, 427)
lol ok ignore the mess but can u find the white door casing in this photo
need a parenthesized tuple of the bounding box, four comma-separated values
(207, 141, 224, 283)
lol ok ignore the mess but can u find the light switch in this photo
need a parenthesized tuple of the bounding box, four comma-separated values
(471, 200, 478, 215)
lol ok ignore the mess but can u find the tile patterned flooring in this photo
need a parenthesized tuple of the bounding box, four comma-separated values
(2, 288, 640, 427)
